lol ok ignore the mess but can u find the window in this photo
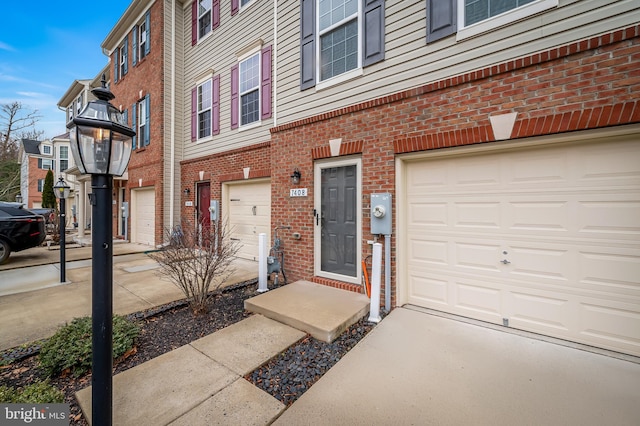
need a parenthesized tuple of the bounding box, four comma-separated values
(198, 80, 212, 138)
(300, 0, 384, 90)
(38, 158, 53, 170)
(114, 36, 128, 82)
(76, 93, 84, 115)
(191, 76, 219, 141)
(42, 145, 51, 155)
(427, 0, 558, 42)
(38, 179, 44, 192)
(239, 53, 260, 126)
(192, 0, 219, 45)
(230, 46, 271, 129)
(59, 146, 69, 171)
(132, 95, 150, 149)
(68, 106, 73, 122)
(319, 0, 359, 81)
(199, 0, 212, 38)
(133, 10, 151, 65)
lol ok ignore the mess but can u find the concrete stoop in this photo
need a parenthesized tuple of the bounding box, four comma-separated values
(244, 280, 371, 343)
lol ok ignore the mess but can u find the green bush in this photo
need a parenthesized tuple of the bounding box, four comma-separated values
(39, 315, 139, 378)
(0, 381, 64, 403)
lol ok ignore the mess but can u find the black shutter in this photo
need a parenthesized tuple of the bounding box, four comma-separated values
(363, 0, 385, 66)
(300, 0, 315, 90)
(426, 0, 457, 43)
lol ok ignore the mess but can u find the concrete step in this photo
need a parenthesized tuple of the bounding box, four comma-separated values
(244, 280, 370, 342)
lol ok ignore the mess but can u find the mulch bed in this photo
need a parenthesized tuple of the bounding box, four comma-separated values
(1, 280, 378, 424)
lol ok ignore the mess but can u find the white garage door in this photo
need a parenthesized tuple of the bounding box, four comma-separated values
(402, 136, 640, 356)
(131, 187, 155, 246)
(226, 180, 271, 261)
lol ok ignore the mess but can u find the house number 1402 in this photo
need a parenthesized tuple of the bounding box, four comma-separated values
(290, 188, 308, 197)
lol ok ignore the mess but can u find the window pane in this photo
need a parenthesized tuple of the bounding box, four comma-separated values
(319, 0, 357, 31)
(198, 80, 212, 111)
(239, 54, 260, 94)
(60, 146, 68, 159)
(240, 89, 259, 125)
(320, 19, 358, 80)
(199, 110, 211, 138)
(60, 160, 69, 171)
(465, 0, 535, 26)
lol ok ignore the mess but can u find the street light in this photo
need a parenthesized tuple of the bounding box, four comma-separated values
(15, 194, 23, 204)
(67, 74, 135, 426)
(53, 177, 70, 283)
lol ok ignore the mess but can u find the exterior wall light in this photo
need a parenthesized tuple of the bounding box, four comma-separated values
(291, 168, 301, 185)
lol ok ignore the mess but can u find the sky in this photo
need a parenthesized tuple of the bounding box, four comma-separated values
(0, 1, 133, 140)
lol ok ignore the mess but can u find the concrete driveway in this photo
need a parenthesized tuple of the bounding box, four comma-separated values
(277, 307, 640, 425)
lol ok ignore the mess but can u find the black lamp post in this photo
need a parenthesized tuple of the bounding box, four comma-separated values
(67, 74, 135, 426)
(53, 177, 70, 283)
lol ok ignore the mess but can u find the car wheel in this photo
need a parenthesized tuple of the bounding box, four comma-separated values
(0, 239, 10, 264)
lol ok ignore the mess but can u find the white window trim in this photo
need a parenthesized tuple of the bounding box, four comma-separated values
(238, 48, 261, 127)
(119, 43, 127, 76)
(239, 0, 257, 14)
(315, 0, 362, 84)
(42, 145, 51, 155)
(197, 78, 213, 141)
(138, 100, 147, 145)
(457, 0, 558, 41)
(138, 20, 148, 61)
(198, 0, 213, 41)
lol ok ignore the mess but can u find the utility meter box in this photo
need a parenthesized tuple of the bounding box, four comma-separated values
(209, 200, 219, 222)
(371, 193, 392, 235)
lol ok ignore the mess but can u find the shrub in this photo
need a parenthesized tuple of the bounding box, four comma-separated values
(39, 315, 139, 378)
(0, 381, 64, 403)
(149, 218, 240, 315)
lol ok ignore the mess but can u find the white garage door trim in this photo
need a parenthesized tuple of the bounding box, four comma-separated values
(131, 187, 155, 246)
(396, 127, 640, 356)
(222, 178, 271, 261)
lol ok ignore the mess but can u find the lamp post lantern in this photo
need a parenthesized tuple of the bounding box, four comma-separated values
(67, 74, 135, 426)
(53, 177, 70, 283)
(15, 194, 23, 204)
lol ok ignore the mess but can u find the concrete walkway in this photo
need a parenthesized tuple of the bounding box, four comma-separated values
(0, 243, 258, 350)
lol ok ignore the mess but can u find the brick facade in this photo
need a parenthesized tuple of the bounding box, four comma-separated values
(270, 24, 640, 305)
(110, 1, 165, 244)
(180, 142, 271, 230)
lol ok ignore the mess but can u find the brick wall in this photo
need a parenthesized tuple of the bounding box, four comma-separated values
(271, 24, 640, 306)
(180, 142, 271, 230)
(110, 1, 166, 244)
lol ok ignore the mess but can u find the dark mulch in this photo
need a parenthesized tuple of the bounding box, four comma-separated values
(0, 281, 379, 424)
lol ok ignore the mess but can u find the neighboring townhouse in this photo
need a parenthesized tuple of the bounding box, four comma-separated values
(19, 138, 54, 210)
(180, 0, 274, 261)
(267, 0, 640, 357)
(19, 134, 76, 224)
(57, 77, 101, 237)
(101, 0, 184, 247)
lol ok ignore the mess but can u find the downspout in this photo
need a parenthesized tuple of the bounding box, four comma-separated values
(273, 0, 277, 126)
(385, 234, 391, 312)
(169, 0, 176, 229)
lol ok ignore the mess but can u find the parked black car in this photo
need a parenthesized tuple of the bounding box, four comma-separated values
(0, 202, 47, 264)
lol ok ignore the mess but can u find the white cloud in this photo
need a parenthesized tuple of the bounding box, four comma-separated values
(0, 41, 15, 51)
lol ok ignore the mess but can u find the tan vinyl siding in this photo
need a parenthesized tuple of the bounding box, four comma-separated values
(276, 0, 640, 126)
(164, 0, 184, 232)
(182, 0, 273, 161)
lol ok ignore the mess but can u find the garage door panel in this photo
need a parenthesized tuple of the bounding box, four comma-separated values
(580, 303, 640, 353)
(403, 137, 640, 356)
(132, 188, 155, 246)
(227, 180, 270, 261)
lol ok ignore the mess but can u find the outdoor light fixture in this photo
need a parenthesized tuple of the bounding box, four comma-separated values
(67, 74, 135, 426)
(184, 188, 191, 196)
(15, 194, 22, 204)
(53, 176, 70, 283)
(290, 168, 301, 185)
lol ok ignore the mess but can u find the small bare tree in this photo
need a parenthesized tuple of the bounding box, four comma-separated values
(149, 218, 241, 315)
